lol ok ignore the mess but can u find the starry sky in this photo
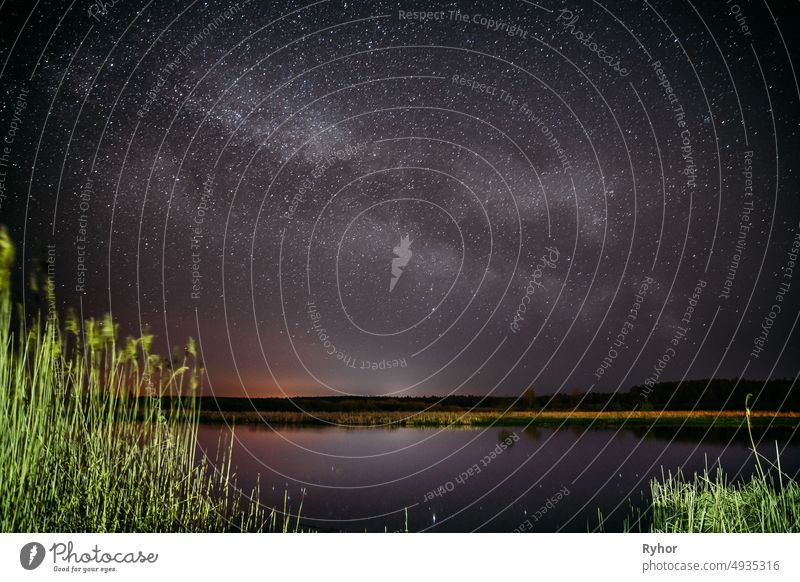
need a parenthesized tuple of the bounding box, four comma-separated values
(1, 0, 799, 400)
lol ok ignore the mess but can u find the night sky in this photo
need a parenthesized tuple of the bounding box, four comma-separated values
(1, 0, 799, 400)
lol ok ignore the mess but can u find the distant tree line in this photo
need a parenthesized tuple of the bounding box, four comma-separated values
(627, 378, 798, 411)
(164, 378, 798, 412)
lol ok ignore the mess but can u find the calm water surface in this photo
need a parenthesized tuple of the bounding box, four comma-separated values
(196, 423, 800, 532)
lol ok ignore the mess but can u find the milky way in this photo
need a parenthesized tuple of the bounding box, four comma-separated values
(1, 0, 799, 403)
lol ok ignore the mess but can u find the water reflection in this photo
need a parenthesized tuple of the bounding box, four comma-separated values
(195, 424, 800, 532)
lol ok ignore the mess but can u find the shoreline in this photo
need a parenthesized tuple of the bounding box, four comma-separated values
(193, 409, 800, 428)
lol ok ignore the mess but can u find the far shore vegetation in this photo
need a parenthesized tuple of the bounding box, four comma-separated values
(181, 394, 799, 428)
(167, 376, 800, 427)
(191, 408, 800, 428)
(164, 376, 800, 427)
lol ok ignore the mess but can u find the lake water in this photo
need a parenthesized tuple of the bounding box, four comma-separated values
(196, 423, 800, 532)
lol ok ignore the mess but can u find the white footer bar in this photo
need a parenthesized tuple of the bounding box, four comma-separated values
(1, 533, 797, 581)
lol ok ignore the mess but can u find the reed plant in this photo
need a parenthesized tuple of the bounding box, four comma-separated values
(649, 460, 799, 532)
(0, 227, 298, 532)
(648, 397, 799, 532)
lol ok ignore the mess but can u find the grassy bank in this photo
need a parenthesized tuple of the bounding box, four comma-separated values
(649, 463, 800, 532)
(607, 405, 800, 533)
(648, 404, 800, 532)
(195, 408, 800, 428)
(0, 229, 296, 532)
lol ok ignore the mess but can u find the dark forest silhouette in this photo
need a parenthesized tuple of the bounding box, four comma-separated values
(167, 378, 798, 413)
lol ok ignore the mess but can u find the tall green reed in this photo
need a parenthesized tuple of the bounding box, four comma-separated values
(0, 227, 298, 532)
(648, 398, 799, 532)
(595, 399, 798, 533)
